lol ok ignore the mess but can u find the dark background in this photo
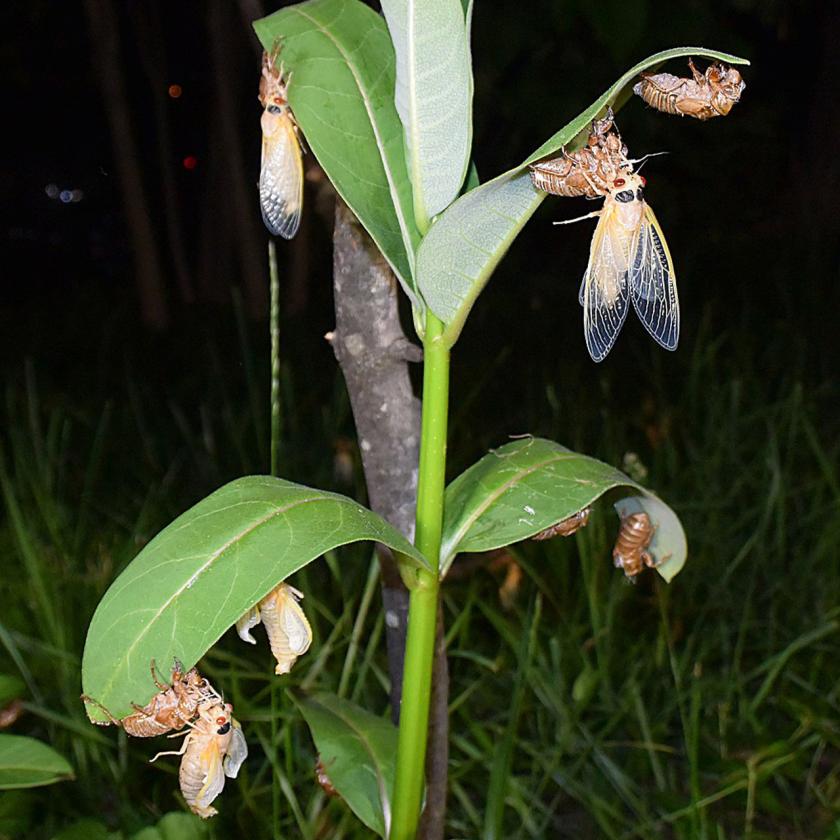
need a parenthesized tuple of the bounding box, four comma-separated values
(4, 0, 838, 421)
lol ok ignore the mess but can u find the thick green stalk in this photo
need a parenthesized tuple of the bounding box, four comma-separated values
(390, 313, 450, 840)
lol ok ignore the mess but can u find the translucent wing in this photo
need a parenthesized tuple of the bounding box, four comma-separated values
(193, 739, 226, 811)
(630, 204, 679, 351)
(223, 719, 248, 779)
(278, 586, 313, 656)
(580, 204, 632, 362)
(235, 605, 261, 645)
(259, 112, 304, 239)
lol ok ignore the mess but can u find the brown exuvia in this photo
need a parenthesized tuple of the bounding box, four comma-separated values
(633, 59, 745, 120)
(532, 507, 591, 540)
(612, 512, 659, 579)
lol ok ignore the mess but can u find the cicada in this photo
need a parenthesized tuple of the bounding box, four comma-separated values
(259, 47, 304, 238)
(532, 507, 591, 540)
(151, 701, 248, 819)
(530, 111, 630, 198)
(634, 59, 745, 120)
(81, 659, 220, 737)
(612, 511, 659, 579)
(236, 582, 312, 674)
(555, 171, 679, 362)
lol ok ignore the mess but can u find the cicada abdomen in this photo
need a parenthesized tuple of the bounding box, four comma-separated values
(236, 582, 312, 675)
(259, 48, 304, 239)
(612, 511, 658, 579)
(532, 507, 591, 540)
(530, 112, 630, 198)
(151, 701, 248, 819)
(81, 659, 220, 737)
(634, 59, 745, 120)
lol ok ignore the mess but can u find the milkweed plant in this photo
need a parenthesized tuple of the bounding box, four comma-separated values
(81, 1, 748, 836)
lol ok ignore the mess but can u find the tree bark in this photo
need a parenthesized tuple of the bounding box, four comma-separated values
(84, 0, 169, 329)
(330, 201, 448, 839)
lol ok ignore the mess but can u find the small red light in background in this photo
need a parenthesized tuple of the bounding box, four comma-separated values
(168, 84, 183, 99)
(182, 155, 198, 171)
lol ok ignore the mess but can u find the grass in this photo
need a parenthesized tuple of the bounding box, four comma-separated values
(1, 299, 839, 839)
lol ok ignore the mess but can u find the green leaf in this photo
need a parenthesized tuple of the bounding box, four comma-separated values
(50, 819, 114, 840)
(131, 813, 210, 840)
(416, 47, 750, 344)
(381, 0, 473, 227)
(440, 437, 686, 581)
(82, 476, 428, 721)
(295, 692, 398, 838)
(0, 734, 74, 789)
(0, 675, 25, 707)
(253, 0, 422, 307)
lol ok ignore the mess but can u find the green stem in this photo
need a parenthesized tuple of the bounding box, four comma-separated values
(390, 313, 450, 840)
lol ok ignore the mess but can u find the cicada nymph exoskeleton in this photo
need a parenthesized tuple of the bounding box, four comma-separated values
(554, 170, 679, 362)
(259, 46, 304, 238)
(529, 111, 631, 198)
(151, 701, 248, 819)
(634, 59, 745, 120)
(236, 582, 313, 675)
(81, 659, 220, 737)
(612, 511, 659, 580)
(532, 507, 592, 540)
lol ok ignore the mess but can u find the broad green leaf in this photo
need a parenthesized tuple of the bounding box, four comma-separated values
(0, 734, 73, 789)
(254, 0, 422, 306)
(51, 819, 114, 840)
(416, 47, 750, 343)
(131, 813, 210, 840)
(82, 476, 428, 721)
(0, 675, 24, 707)
(440, 437, 686, 581)
(296, 692, 398, 838)
(381, 0, 473, 227)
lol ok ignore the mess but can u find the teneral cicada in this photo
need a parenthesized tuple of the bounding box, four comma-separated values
(236, 582, 312, 675)
(634, 59, 745, 120)
(151, 701, 248, 819)
(81, 659, 220, 737)
(259, 48, 304, 238)
(612, 511, 659, 579)
(532, 507, 591, 540)
(555, 171, 679, 362)
(530, 111, 630, 198)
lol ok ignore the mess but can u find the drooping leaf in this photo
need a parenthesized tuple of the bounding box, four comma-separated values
(295, 692, 398, 838)
(416, 47, 750, 343)
(82, 476, 428, 721)
(253, 0, 422, 306)
(0, 735, 73, 789)
(440, 437, 686, 581)
(381, 0, 473, 227)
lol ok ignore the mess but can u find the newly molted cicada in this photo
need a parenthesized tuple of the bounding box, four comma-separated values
(151, 701, 248, 819)
(81, 659, 220, 737)
(612, 511, 659, 579)
(634, 59, 745, 120)
(530, 111, 630, 198)
(259, 47, 304, 238)
(236, 582, 312, 675)
(532, 507, 591, 540)
(555, 172, 679, 362)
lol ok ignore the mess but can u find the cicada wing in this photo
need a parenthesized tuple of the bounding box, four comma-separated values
(581, 206, 631, 362)
(279, 585, 313, 657)
(235, 604, 261, 645)
(259, 114, 304, 240)
(630, 204, 679, 351)
(223, 719, 249, 779)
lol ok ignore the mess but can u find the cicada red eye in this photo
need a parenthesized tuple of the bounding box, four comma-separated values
(216, 716, 227, 725)
(613, 178, 626, 187)
(639, 176, 647, 187)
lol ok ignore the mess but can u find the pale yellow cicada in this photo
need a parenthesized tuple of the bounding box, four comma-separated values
(150, 701, 248, 819)
(259, 48, 304, 239)
(236, 582, 312, 675)
(556, 172, 679, 362)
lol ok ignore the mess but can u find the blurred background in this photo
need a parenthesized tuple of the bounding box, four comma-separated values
(2, 1, 839, 838)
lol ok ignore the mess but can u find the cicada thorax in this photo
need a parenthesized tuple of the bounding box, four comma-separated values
(532, 507, 592, 541)
(259, 48, 304, 239)
(612, 511, 658, 579)
(82, 659, 220, 737)
(633, 58, 745, 120)
(530, 113, 631, 198)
